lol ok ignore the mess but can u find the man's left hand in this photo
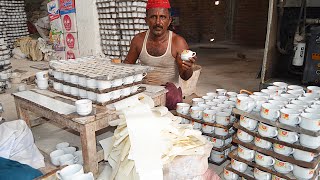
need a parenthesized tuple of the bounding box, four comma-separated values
(182, 56, 196, 71)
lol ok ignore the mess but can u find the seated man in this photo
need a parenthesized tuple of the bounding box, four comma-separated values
(124, 0, 196, 109)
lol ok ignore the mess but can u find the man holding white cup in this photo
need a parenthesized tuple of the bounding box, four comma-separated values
(124, 0, 197, 110)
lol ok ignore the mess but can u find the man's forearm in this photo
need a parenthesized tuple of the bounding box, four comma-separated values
(180, 68, 193, 81)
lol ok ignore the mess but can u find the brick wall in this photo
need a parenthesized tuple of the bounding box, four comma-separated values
(233, 0, 269, 46)
(170, 0, 269, 47)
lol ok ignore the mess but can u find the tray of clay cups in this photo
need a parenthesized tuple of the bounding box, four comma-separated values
(174, 89, 242, 131)
(50, 81, 146, 106)
(49, 142, 83, 167)
(233, 85, 320, 137)
(224, 142, 320, 180)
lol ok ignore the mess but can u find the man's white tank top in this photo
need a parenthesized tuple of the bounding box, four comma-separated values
(139, 30, 179, 86)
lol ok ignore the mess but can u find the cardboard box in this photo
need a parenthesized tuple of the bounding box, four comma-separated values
(51, 32, 65, 51)
(59, 0, 76, 15)
(66, 49, 80, 59)
(64, 32, 79, 50)
(61, 13, 77, 32)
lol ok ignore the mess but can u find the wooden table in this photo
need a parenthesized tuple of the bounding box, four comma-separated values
(12, 89, 167, 176)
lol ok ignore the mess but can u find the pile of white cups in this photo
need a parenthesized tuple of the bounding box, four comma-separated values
(229, 82, 320, 180)
(50, 142, 83, 167)
(36, 71, 49, 90)
(56, 164, 94, 180)
(176, 89, 240, 164)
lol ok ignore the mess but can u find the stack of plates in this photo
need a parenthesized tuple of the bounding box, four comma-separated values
(1, 0, 29, 49)
(0, 38, 12, 92)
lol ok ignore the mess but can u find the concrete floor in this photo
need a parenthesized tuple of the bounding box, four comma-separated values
(0, 42, 263, 178)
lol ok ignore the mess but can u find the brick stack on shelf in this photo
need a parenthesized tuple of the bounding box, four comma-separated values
(0, 38, 11, 93)
(174, 89, 239, 165)
(49, 57, 152, 105)
(1, 0, 29, 50)
(224, 83, 320, 180)
(96, 0, 148, 60)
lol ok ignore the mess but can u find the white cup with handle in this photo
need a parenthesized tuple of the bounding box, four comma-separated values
(238, 145, 255, 161)
(260, 103, 281, 121)
(273, 143, 294, 156)
(240, 115, 258, 131)
(223, 168, 238, 180)
(293, 165, 316, 180)
(231, 158, 248, 173)
(56, 164, 84, 180)
(299, 113, 320, 132)
(293, 149, 316, 162)
(258, 122, 278, 138)
(50, 150, 65, 166)
(181, 50, 196, 61)
(236, 96, 256, 112)
(254, 137, 272, 149)
(237, 129, 253, 143)
(279, 108, 301, 126)
(176, 103, 191, 115)
(190, 107, 204, 120)
(274, 159, 293, 174)
(58, 154, 78, 166)
(255, 152, 275, 167)
(254, 168, 271, 180)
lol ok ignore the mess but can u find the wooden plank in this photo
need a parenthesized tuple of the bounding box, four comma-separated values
(173, 111, 233, 129)
(228, 149, 295, 180)
(208, 158, 228, 166)
(232, 108, 320, 137)
(233, 122, 320, 153)
(202, 131, 234, 140)
(233, 135, 320, 169)
(80, 122, 98, 176)
(212, 143, 232, 152)
(225, 164, 255, 180)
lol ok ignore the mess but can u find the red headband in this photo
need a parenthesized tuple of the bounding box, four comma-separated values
(146, 0, 171, 10)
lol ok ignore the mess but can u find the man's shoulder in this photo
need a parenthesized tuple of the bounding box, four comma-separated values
(171, 31, 188, 48)
(132, 31, 147, 45)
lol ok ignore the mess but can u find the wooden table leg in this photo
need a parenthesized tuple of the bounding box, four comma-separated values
(80, 122, 98, 176)
(14, 99, 31, 127)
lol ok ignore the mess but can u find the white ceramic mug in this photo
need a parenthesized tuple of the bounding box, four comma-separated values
(254, 168, 271, 180)
(72, 172, 94, 180)
(215, 112, 231, 125)
(260, 103, 281, 121)
(280, 93, 296, 100)
(293, 165, 315, 180)
(192, 98, 204, 107)
(236, 96, 256, 112)
(37, 79, 49, 90)
(258, 123, 278, 138)
(56, 164, 84, 180)
(70, 87, 79, 96)
(279, 108, 301, 126)
(307, 86, 320, 94)
(121, 87, 131, 97)
(293, 149, 316, 162)
(273, 143, 294, 156)
(238, 145, 255, 161)
(237, 129, 253, 143)
(97, 80, 112, 90)
(201, 124, 214, 134)
(61, 147, 76, 154)
(58, 154, 77, 166)
(288, 85, 304, 91)
(261, 89, 277, 99)
(210, 137, 224, 148)
(70, 75, 79, 85)
(176, 103, 191, 115)
(73, 151, 83, 165)
(123, 76, 134, 85)
(202, 95, 214, 103)
(210, 150, 225, 163)
(254, 137, 272, 149)
(300, 134, 320, 149)
(202, 110, 216, 123)
(223, 168, 239, 180)
(299, 113, 320, 132)
(75, 99, 92, 116)
(53, 82, 63, 91)
(274, 159, 293, 174)
(97, 92, 114, 103)
(79, 89, 87, 99)
(181, 50, 196, 61)
(277, 129, 299, 143)
(36, 71, 48, 80)
(215, 127, 229, 136)
(268, 100, 287, 108)
(111, 78, 124, 87)
(273, 82, 288, 91)
(134, 73, 147, 82)
(56, 142, 70, 150)
(50, 150, 65, 166)
(255, 152, 275, 167)
(250, 95, 268, 112)
(231, 158, 248, 173)
(198, 104, 211, 110)
(285, 104, 304, 112)
(239, 116, 258, 131)
(216, 89, 227, 96)
(267, 86, 285, 95)
(190, 107, 204, 120)
(206, 92, 218, 98)
(62, 85, 71, 94)
(191, 121, 201, 130)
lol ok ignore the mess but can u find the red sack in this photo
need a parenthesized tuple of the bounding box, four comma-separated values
(165, 82, 182, 110)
